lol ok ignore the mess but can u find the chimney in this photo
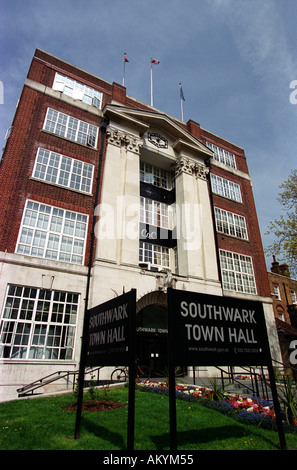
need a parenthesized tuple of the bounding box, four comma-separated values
(271, 255, 279, 272)
(111, 82, 126, 104)
(187, 120, 201, 140)
(271, 256, 290, 277)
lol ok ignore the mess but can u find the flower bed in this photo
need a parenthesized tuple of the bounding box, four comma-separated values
(136, 379, 297, 433)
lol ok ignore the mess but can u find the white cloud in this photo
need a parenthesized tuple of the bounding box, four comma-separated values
(209, 0, 295, 84)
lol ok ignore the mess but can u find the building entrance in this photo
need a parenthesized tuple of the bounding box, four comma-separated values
(136, 302, 168, 375)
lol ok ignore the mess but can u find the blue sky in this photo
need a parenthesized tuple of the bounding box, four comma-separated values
(0, 0, 296, 271)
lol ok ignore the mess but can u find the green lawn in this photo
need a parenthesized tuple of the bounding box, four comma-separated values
(0, 387, 296, 450)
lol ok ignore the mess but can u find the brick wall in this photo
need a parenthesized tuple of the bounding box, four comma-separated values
(0, 59, 108, 266)
(268, 261, 297, 326)
(200, 130, 270, 297)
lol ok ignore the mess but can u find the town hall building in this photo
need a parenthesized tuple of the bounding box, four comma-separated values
(0, 49, 281, 400)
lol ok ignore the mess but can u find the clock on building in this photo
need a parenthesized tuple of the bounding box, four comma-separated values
(148, 132, 168, 149)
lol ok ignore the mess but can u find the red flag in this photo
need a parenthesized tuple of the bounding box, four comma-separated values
(122, 53, 129, 86)
(151, 59, 160, 64)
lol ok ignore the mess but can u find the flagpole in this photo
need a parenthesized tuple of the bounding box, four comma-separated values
(179, 82, 185, 121)
(150, 59, 153, 106)
(122, 53, 126, 86)
(122, 53, 129, 87)
(122, 60, 125, 86)
(150, 59, 160, 107)
(180, 92, 184, 122)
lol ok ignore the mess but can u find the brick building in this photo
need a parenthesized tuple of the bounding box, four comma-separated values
(268, 256, 297, 377)
(0, 49, 281, 400)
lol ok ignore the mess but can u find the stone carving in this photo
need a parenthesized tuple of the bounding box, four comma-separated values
(106, 126, 142, 154)
(173, 156, 209, 180)
(156, 270, 176, 292)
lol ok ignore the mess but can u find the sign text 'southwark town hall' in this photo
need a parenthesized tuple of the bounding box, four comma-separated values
(89, 302, 128, 347)
(86, 290, 135, 367)
(168, 289, 271, 366)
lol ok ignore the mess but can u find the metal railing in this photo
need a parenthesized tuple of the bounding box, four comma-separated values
(17, 366, 103, 397)
(16, 359, 297, 401)
(215, 365, 271, 399)
(214, 360, 297, 404)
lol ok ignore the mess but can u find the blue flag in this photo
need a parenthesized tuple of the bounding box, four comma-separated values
(179, 82, 185, 101)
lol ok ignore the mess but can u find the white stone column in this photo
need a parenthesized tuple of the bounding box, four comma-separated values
(94, 124, 142, 267)
(174, 156, 219, 282)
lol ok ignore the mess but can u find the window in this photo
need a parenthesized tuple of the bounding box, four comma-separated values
(206, 142, 236, 169)
(16, 200, 88, 265)
(33, 148, 94, 194)
(273, 284, 281, 300)
(220, 249, 256, 294)
(291, 290, 297, 304)
(174, 247, 178, 274)
(140, 162, 171, 189)
(140, 197, 170, 229)
(0, 285, 78, 360)
(44, 108, 98, 147)
(211, 174, 242, 202)
(277, 310, 285, 322)
(139, 242, 169, 269)
(214, 207, 248, 240)
(53, 72, 103, 108)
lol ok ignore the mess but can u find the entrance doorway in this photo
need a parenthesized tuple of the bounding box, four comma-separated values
(136, 333, 168, 375)
(136, 301, 168, 375)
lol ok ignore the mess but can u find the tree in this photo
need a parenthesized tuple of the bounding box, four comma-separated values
(265, 169, 297, 278)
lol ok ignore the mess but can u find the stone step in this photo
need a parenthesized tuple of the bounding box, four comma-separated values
(224, 383, 252, 396)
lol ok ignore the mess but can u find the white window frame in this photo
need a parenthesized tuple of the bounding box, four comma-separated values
(214, 207, 248, 240)
(273, 284, 281, 300)
(0, 284, 79, 360)
(140, 162, 171, 189)
(220, 249, 257, 294)
(278, 311, 285, 322)
(291, 290, 297, 305)
(211, 174, 242, 202)
(140, 197, 170, 229)
(139, 241, 170, 269)
(43, 108, 98, 148)
(53, 72, 103, 109)
(206, 142, 236, 169)
(32, 148, 94, 194)
(16, 200, 88, 265)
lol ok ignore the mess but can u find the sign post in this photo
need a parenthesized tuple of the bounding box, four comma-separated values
(75, 289, 136, 448)
(127, 289, 136, 451)
(167, 289, 177, 451)
(167, 288, 287, 450)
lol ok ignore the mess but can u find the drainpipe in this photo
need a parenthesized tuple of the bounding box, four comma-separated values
(205, 158, 223, 285)
(74, 117, 109, 439)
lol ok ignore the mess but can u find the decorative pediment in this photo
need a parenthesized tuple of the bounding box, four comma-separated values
(103, 104, 213, 162)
